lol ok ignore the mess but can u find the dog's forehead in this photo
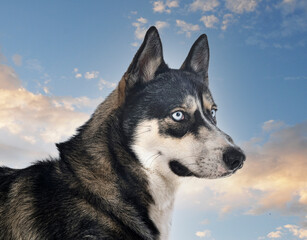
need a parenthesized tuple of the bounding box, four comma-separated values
(155, 70, 215, 109)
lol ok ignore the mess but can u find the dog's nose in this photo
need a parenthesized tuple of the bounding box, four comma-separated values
(223, 148, 245, 171)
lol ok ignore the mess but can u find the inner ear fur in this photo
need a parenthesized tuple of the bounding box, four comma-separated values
(180, 34, 210, 85)
(118, 26, 166, 105)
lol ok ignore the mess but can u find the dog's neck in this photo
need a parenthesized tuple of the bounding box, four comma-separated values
(58, 90, 181, 240)
(145, 168, 180, 240)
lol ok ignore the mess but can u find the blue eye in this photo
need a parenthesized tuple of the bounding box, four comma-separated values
(211, 109, 216, 118)
(172, 111, 184, 121)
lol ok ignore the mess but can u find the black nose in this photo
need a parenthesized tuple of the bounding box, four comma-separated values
(223, 148, 245, 170)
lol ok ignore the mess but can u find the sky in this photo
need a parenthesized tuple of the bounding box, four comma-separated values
(0, 0, 306, 239)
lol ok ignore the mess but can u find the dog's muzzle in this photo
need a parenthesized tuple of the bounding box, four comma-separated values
(223, 147, 246, 171)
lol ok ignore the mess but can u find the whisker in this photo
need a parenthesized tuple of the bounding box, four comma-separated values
(134, 129, 151, 137)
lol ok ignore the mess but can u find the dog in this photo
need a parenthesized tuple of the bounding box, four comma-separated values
(0, 26, 245, 240)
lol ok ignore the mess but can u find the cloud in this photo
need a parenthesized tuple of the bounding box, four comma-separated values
(0, 87, 89, 143)
(132, 18, 169, 42)
(153, 0, 179, 13)
(225, 0, 259, 14)
(176, 120, 307, 224)
(137, 17, 147, 24)
(155, 21, 170, 30)
(190, 0, 219, 12)
(284, 224, 307, 239)
(0, 62, 103, 168)
(195, 229, 214, 239)
(98, 78, 116, 91)
(200, 15, 219, 28)
(12, 54, 22, 66)
(221, 13, 235, 30)
(261, 225, 307, 239)
(84, 71, 99, 80)
(262, 120, 285, 132)
(75, 73, 82, 78)
(132, 17, 148, 40)
(176, 20, 200, 37)
(267, 230, 282, 238)
(0, 64, 22, 90)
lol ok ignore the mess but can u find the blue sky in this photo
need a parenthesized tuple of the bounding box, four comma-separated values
(0, 0, 306, 239)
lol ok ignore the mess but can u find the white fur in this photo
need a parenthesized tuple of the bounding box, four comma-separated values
(132, 143, 179, 240)
(131, 97, 239, 238)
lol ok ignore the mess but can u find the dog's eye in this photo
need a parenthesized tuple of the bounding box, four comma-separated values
(172, 111, 184, 122)
(211, 109, 217, 118)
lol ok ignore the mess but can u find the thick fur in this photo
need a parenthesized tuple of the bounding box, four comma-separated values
(0, 27, 245, 240)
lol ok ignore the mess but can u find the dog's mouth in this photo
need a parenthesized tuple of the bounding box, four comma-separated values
(169, 160, 199, 177)
(169, 159, 244, 179)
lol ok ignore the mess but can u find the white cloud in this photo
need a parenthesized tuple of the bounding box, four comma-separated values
(84, 71, 99, 80)
(284, 224, 307, 239)
(0, 87, 89, 143)
(262, 120, 285, 132)
(263, 225, 307, 240)
(73, 68, 83, 78)
(200, 15, 219, 28)
(75, 73, 82, 78)
(155, 21, 170, 30)
(153, 1, 167, 13)
(12, 54, 22, 66)
(132, 18, 169, 42)
(167, 0, 179, 8)
(132, 17, 148, 40)
(43, 86, 50, 94)
(225, 0, 259, 14)
(176, 20, 200, 37)
(190, 0, 219, 12)
(137, 17, 148, 24)
(0, 62, 103, 168)
(153, 0, 179, 13)
(98, 78, 116, 91)
(221, 13, 234, 30)
(195, 229, 214, 239)
(267, 230, 282, 238)
(131, 42, 139, 47)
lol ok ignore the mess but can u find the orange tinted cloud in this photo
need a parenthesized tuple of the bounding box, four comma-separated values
(177, 120, 307, 224)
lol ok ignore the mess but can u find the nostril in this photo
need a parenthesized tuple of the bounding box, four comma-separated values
(231, 160, 240, 170)
(223, 148, 245, 171)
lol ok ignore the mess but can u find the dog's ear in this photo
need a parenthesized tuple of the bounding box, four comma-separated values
(180, 34, 209, 85)
(118, 26, 166, 104)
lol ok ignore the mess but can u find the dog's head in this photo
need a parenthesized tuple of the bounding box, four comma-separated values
(119, 27, 245, 180)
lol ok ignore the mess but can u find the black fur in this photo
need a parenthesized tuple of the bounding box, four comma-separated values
(0, 26, 229, 239)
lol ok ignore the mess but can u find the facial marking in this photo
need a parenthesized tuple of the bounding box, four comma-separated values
(202, 92, 215, 110)
(131, 118, 237, 180)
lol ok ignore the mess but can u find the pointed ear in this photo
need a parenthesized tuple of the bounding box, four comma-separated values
(118, 26, 166, 104)
(180, 34, 209, 85)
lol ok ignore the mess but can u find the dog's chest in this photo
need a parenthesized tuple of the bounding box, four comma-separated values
(146, 171, 178, 240)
